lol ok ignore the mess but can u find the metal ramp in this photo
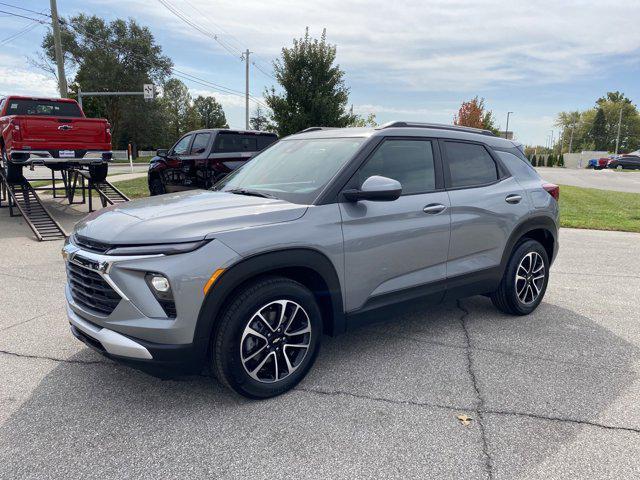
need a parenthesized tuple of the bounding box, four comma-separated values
(72, 171, 129, 211)
(0, 169, 67, 241)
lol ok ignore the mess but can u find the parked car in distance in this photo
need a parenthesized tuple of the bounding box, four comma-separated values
(587, 157, 611, 170)
(63, 121, 559, 399)
(0, 96, 112, 183)
(607, 155, 640, 170)
(147, 129, 278, 195)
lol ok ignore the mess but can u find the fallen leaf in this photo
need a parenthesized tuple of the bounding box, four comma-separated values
(457, 414, 473, 426)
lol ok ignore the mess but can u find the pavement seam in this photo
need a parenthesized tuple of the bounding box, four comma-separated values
(482, 409, 640, 434)
(369, 326, 638, 375)
(0, 349, 112, 366)
(457, 299, 495, 480)
(0, 313, 48, 331)
(295, 386, 472, 413)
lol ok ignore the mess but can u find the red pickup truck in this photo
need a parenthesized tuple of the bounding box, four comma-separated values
(0, 96, 112, 183)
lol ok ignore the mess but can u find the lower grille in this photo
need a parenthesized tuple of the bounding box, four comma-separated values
(67, 262, 121, 316)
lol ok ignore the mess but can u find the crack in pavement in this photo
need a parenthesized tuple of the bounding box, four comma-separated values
(369, 327, 637, 376)
(483, 409, 640, 435)
(456, 299, 494, 480)
(1, 313, 49, 332)
(296, 386, 472, 413)
(0, 349, 112, 366)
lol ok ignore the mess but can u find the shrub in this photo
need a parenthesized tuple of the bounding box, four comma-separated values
(557, 154, 564, 167)
(531, 154, 537, 166)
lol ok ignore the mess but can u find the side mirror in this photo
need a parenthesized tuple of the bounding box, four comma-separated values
(343, 175, 402, 202)
(156, 149, 168, 158)
(193, 147, 206, 154)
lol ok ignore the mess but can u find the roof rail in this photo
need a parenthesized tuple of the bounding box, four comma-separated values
(377, 121, 496, 137)
(298, 127, 336, 133)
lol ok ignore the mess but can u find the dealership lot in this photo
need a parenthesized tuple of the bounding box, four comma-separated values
(536, 167, 640, 193)
(1, 205, 639, 479)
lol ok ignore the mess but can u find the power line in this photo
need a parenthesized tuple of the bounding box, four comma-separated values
(156, 0, 243, 59)
(0, 2, 50, 18)
(0, 21, 41, 46)
(0, 9, 48, 24)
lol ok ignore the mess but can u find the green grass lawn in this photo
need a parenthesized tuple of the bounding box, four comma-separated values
(112, 175, 149, 199)
(559, 184, 640, 233)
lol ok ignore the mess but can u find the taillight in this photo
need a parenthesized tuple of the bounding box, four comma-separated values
(543, 183, 559, 201)
(105, 122, 112, 144)
(10, 119, 22, 141)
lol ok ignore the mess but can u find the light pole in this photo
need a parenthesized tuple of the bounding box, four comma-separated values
(505, 112, 513, 139)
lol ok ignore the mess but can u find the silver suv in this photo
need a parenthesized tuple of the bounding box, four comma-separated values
(63, 122, 559, 398)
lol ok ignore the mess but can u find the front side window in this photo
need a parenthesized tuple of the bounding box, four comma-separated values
(215, 137, 365, 204)
(190, 133, 211, 155)
(356, 139, 436, 195)
(172, 135, 192, 155)
(444, 141, 498, 188)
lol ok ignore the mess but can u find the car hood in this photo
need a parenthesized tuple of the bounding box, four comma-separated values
(74, 190, 308, 245)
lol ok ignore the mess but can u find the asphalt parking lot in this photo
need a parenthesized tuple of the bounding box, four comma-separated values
(1, 202, 640, 479)
(536, 167, 640, 193)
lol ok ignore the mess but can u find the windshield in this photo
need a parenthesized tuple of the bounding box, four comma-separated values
(214, 137, 365, 204)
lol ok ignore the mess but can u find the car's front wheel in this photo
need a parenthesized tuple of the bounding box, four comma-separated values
(491, 239, 549, 315)
(212, 276, 322, 399)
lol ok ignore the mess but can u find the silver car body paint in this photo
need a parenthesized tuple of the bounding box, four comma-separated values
(64, 124, 559, 360)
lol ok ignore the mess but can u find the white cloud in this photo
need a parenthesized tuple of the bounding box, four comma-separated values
(103, 0, 640, 91)
(0, 54, 58, 98)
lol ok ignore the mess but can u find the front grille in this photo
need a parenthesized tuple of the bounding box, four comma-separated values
(67, 262, 121, 316)
(74, 235, 111, 254)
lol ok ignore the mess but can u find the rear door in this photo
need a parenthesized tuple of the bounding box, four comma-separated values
(340, 137, 451, 313)
(441, 139, 530, 279)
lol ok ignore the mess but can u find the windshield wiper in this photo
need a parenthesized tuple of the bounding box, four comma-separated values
(227, 188, 276, 199)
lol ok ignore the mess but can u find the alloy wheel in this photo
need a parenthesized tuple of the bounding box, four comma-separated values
(515, 251, 545, 304)
(240, 300, 312, 383)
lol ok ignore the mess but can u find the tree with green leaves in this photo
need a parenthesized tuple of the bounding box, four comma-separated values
(453, 97, 500, 135)
(530, 154, 537, 167)
(161, 79, 196, 140)
(250, 105, 271, 131)
(349, 112, 378, 127)
(265, 28, 357, 136)
(39, 15, 172, 149)
(194, 96, 227, 129)
(590, 108, 608, 151)
(557, 153, 564, 167)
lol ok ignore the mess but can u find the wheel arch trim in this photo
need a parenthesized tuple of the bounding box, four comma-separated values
(192, 247, 345, 360)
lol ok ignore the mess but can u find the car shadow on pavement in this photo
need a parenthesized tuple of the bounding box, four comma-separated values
(1, 296, 638, 478)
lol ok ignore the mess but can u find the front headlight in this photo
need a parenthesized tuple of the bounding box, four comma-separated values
(106, 240, 209, 256)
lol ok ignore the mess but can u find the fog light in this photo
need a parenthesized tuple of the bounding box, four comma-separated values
(150, 275, 170, 292)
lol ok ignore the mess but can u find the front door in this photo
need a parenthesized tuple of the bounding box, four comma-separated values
(339, 138, 451, 313)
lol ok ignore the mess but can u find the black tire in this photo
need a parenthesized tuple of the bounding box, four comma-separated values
(148, 175, 166, 196)
(88, 163, 108, 182)
(1, 147, 24, 184)
(212, 276, 322, 399)
(490, 239, 549, 315)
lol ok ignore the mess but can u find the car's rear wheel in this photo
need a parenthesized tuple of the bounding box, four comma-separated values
(490, 239, 549, 315)
(212, 276, 322, 399)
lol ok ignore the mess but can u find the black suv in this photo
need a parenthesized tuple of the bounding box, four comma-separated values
(148, 129, 278, 195)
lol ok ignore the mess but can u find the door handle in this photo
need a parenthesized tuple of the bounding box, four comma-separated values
(505, 194, 522, 204)
(423, 203, 447, 214)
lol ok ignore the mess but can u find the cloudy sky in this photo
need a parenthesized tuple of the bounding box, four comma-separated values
(1, 0, 639, 145)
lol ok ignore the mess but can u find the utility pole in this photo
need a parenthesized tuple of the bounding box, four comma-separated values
(504, 112, 513, 139)
(243, 49, 251, 130)
(614, 106, 623, 155)
(50, 0, 68, 98)
(568, 123, 576, 153)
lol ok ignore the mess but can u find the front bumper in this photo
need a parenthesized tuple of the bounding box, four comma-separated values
(62, 238, 240, 368)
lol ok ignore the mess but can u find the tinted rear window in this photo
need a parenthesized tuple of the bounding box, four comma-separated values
(214, 133, 259, 153)
(496, 150, 541, 181)
(6, 99, 82, 117)
(257, 135, 278, 150)
(444, 141, 499, 188)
